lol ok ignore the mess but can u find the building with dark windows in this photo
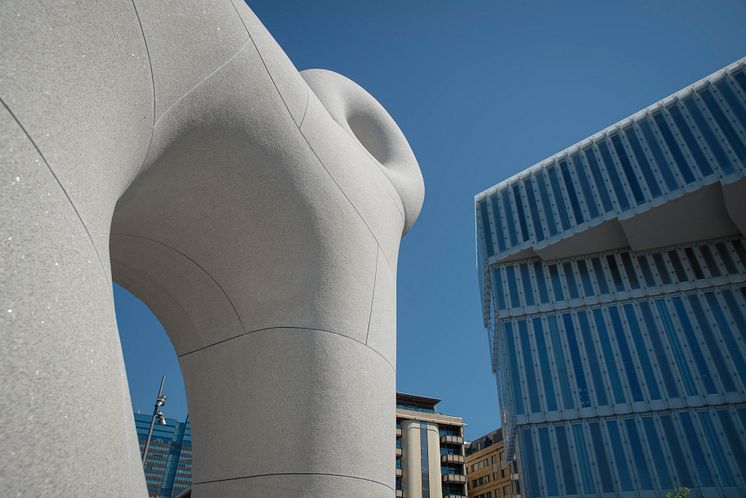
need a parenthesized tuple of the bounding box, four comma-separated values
(135, 413, 192, 498)
(396, 393, 467, 498)
(465, 428, 519, 498)
(475, 57, 746, 497)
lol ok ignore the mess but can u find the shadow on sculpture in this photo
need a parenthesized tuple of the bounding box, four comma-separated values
(0, 1, 423, 496)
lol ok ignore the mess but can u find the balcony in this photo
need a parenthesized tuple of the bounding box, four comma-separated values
(395, 491, 404, 498)
(395, 468, 403, 477)
(396, 428, 402, 437)
(440, 435, 464, 445)
(441, 453, 464, 464)
(395, 447, 402, 458)
(444, 495, 466, 498)
(442, 473, 466, 484)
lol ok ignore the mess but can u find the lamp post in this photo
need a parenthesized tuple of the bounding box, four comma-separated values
(142, 376, 167, 467)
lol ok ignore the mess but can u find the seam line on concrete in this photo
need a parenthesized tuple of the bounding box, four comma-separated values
(178, 325, 395, 372)
(129, 0, 157, 180)
(193, 471, 395, 491)
(153, 37, 252, 127)
(227, 0, 299, 125)
(227, 1, 398, 269)
(110, 233, 246, 333)
(0, 97, 108, 277)
(365, 247, 379, 345)
(299, 84, 310, 128)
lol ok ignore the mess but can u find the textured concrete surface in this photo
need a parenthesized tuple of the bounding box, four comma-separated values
(0, 1, 424, 496)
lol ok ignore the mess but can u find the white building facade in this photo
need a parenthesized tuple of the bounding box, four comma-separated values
(476, 58, 746, 497)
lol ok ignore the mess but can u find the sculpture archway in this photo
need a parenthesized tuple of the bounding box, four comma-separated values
(0, 2, 424, 496)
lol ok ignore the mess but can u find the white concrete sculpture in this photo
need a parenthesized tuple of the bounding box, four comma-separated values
(0, 1, 424, 496)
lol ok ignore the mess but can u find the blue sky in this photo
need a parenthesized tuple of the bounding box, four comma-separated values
(116, 0, 746, 439)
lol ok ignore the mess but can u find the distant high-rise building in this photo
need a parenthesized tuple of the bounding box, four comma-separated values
(396, 393, 467, 498)
(476, 58, 746, 497)
(465, 428, 519, 498)
(134, 413, 192, 498)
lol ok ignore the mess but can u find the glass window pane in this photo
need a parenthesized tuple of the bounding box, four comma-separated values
(623, 303, 661, 400)
(606, 420, 633, 491)
(577, 259, 595, 298)
(609, 306, 643, 402)
(597, 140, 630, 210)
(549, 316, 574, 410)
(639, 301, 679, 398)
(656, 299, 697, 396)
(668, 103, 713, 177)
(606, 255, 625, 292)
(637, 255, 657, 287)
(715, 78, 746, 130)
(653, 253, 673, 285)
(588, 422, 614, 492)
(678, 412, 714, 486)
(583, 147, 614, 212)
(547, 166, 571, 230)
(683, 94, 734, 174)
(688, 294, 736, 392)
(558, 159, 585, 224)
(520, 263, 535, 307)
(624, 419, 653, 490)
(523, 177, 545, 241)
(624, 125, 662, 198)
(716, 409, 746, 481)
(479, 200, 495, 258)
(505, 265, 521, 308)
(492, 268, 507, 311)
(697, 411, 735, 486)
(554, 426, 577, 494)
(505, 322, 525, 415)
(684, 248, 704, 279)
(533, 318, 557, 412)
(502, 190, 518, 248)
(563, 313, 591, 408)
(642, 417, 673, 489)
(716, 242, 737, 273)
(520, 429, 540, 498)
(512, 184, 530, 242)
(549, 264, 564, 301)
(705, 292, 746, 388)
(672, 296, 717, 394)
(490, 195, 506, 253)
(611, 133, 645, 203)
(538, 428, 559, 495)
(578, 310, 607, 406)
(699, 245, 721, 277)
(519, 320, 541, 413)
(535, 172, 558, 237)
(721, 289, 746, 344)
(700, 86, 746, 161)
(572, 424, 595, 494)
(570, 152, 599, 218)
(639, 118, 679, 191)
(620, 252, 640, 289)
(563, 262, 579, 300)
(653, 111, 696, 184)
(593, 309, 625, 404)
(660, 414, 694, 487)
(533, 261, 549, 304)
(668, 250, 689, 282)
(591, 257, 610, 294)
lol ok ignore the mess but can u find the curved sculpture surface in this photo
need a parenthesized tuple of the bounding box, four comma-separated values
(0, 1, 424, 496)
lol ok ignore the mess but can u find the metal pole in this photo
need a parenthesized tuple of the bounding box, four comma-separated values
(142, 376, 166, 466)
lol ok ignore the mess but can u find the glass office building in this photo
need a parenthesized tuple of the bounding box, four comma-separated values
(134, 413, 192, 498)
(475, 58, 746, 497)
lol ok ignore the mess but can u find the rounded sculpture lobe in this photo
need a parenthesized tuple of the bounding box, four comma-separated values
(301, 69, 425, 235)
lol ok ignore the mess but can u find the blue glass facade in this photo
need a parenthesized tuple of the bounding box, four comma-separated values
(134, 413, 192, 498)
(477, 58, 746, 497)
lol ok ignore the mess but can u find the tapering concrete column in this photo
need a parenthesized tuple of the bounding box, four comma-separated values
(0, 1, 424, 496)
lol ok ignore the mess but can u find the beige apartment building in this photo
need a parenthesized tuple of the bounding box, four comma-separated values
(465, 429, 519, 498)
(396, 393, 467, 498)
